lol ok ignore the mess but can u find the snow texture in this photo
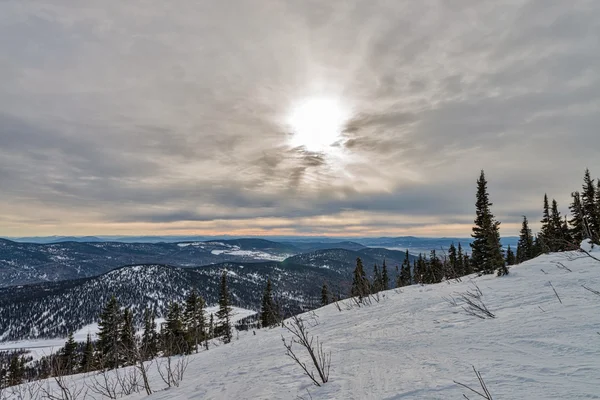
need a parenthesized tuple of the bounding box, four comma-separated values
(13, 251, 600, 399)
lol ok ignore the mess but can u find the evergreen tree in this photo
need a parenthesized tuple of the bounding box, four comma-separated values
(457, 243, 465, 276)
(516, 216, 534, 263)
(532, 235, 543, 258)
(165, 302, 187, 355)
(463, 253, 473, 275)
(216, 272, 233, 344)
(372, 264, 382, 293)
(569, 191, 585, 244)
(321, 283, 329, 306)
(413, 254, 426, 284)
(208, 313, 214, 339)
(448, 243, 458, 280)
(260, 278, 277, 328)
(119, 308, 136, 364)
(141, 308, 158, 360)
(426, 250, 443, 283)
(539, 194, 551, 251)
(470, 170, 504, 275)
(505, 245, 516, 266)
(61, 331, 78, 373)
(97, 296, 122, 369)
(381, 259, 389, 291)
(351, 257, 370, 299)
(80, 333, 95, 373)
(549, 198, 565, 251)
(184, 289, 206, 353)
(582, 169, 599, 242)
(8, 355, 24, 387)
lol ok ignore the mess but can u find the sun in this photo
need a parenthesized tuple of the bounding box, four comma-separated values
(287, 97, 348, 152)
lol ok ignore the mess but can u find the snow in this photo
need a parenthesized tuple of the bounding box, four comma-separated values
(12, 251, 600, 399)
(580, 239, 597, 253)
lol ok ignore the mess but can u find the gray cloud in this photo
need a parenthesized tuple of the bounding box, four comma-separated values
(0, 0, 599, 236)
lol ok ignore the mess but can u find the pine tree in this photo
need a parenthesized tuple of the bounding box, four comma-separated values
(539, 194, 551, 252)
(381, 259, 389, 291)
(184, 289, 206, 353)
(582, 169, 598, 241)
(260, 278, 277, 328)
(426, 250, 443, 283)
(80, 333, 95, 372)
(595, 178, 600, 243)
(216, 271, 233, 344)
(516, 216, 534, 263)
(463, 253, 473, 275)
(321, 283, 329, 306)
(549, 198, 565, 251)
(372, 264, 382, 293)
(61, 331, 78, 373)
(8, 355, 24, 387)
(505, 245, 515, 266)
(119, 308, 136, 364)
(448, 243, 458, 280)
(97, 296, 122, 369)
(457, 243, 465, 276)
(470, 170, 504, 275)
(165, 302, 187, 355)
(569, 191, 586, 244)
(351, 257, 369, 299)
(141, 308, 158, 360)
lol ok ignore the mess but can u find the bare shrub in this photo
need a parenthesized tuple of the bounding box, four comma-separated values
(281, 315, 331, 387)
(454, 366, 494, 399)
(40, 355, 87, 400)
(457, 283, 495, 319)
(157, 355, 189, 389)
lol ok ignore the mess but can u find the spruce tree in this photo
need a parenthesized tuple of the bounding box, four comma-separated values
(381, 259, 389, 291)
(184, 289, 206, 353)
(549, 198, 565, 251)
(595, 178, 600, 243)
(119, 308, 136, 364)
(569, 191, 585, 244)
(165, 302, 187, 354)
(582, 169, 598, 241)
(470, 170, 504, 275)
(260, 278, 277, 328)
(80, 333, 95, 372)
(457, 243, 465, 276)
(61, 332, 78, 373)
(516, 216, 534, 263)
(539, 194, 551, 251)
(321, 283, 329, 306)
(505, 245, 515, 266)
(216, 272, 233, 344)
(463, 253, 472, 275)
(448, 243, 458, 280)
(372, 264, 382, 293)
(351, 257, 369, 299)
(141, 308, 158, 360)
(427, 250, 443, 283)
(97, 296, 122, 369)
(8, 355, 24, 387)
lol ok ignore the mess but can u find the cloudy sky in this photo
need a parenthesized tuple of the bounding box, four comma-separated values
(1, 0, 599, 238)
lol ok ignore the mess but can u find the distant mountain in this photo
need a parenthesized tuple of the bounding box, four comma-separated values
(283, 241, 366, 252)
(0, 261, 345, 342)
(0, 238, 297, 287)
(352, 236, 519, 254)
(284, 247, 417, 274)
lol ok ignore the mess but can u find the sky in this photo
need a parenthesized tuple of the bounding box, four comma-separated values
(1, 0, 599, 238)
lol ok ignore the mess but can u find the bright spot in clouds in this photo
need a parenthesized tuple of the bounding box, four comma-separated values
(287, 97, 348, 153)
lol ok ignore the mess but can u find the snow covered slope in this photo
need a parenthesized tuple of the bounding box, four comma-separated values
(18, 249, 600, 399)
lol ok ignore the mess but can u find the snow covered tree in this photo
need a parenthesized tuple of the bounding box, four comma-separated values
(140, 308, 158, 360)
(516, 216, 534, 264)
(97, 296, 122, 369)
(351, 257, 370, 299)
(260, 278, 277, 328)
(184, 289, 206, 353)
(470, 170, 504, 275)
(216, 271, 233, 343)
(7, 355, 24, 387)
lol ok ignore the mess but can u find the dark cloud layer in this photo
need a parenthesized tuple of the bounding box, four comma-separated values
(1, 0, 599, 236)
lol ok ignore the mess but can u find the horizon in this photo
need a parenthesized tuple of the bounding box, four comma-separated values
(2, 1, 599, 237)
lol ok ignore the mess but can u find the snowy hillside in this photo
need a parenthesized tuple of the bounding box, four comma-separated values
(11, 249, 600, 399)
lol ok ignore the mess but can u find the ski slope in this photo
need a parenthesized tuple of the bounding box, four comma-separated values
(13, 247, 600, 399)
